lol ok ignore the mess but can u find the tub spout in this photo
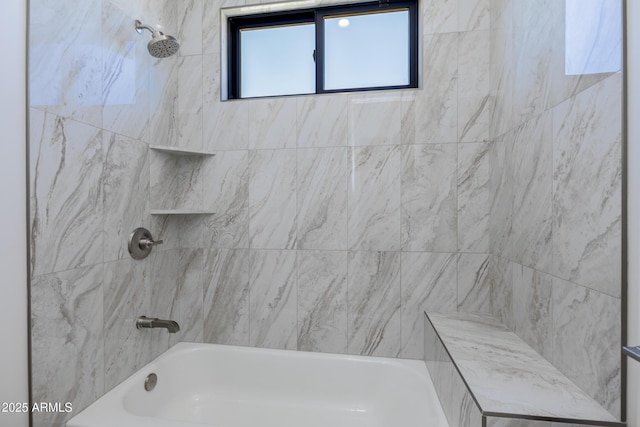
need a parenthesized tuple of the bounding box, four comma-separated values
(136, 316, 180, 333)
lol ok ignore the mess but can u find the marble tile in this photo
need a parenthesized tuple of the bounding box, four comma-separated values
(422, 0, 457, 34)
(427, 312, 619, 422)
(552, 75, 622, 297)
(201, 150, 249, 248)
(458, 143, 490, 253)
(177, 55, 204, 150)
(400, 252, 457, 359)
(31, 264, 104, 427)
(458, 0, 490, 31)
(103, 259, 151, 391)
(297, 147, 348, 250)
(30, 0, 103, 128)
(512, 0, 554, 124)
(457, 253, 491, 315)
(548, 0, 615, 108)
(416, 33, 458, 144)
(401, 144, 457, 253)
(552, 278, 621, 418)
(248, 98, 297, 149)
(296, 95, 348, 148)
(249, 149, 297, 249)
(489, 131, 514, 259)
(297, 251, 348, 353)
(149, 54, 179, 147)
(102, 0, 150, 141)
(458, 31, 491, 143)
(169, 249, 205, 346)
(177, 0, 203, 56)
(348, 145, 401, 251)
(149, 150, 204, 211)
(203, 54, 249, 150)
(512, 263, 552, 360)
(347, 251, 401, 357)
(511, 111, 553, 272)
(348, 93, 402, 146)
(202, 0, 246, 55)
(249, 250, 298, 350)
(489, 25, 514, 138)
(203, 249, 250, 345)
(30, 110, 104, 276)
(146, 249, 180, 357)
(487, 418, 551, 427)
(488, 256, 513, 329)
(102, 133, 149, 262)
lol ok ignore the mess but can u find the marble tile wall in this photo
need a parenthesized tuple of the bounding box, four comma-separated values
(29, 0, 622, 424)
(487, 0, 623, 418)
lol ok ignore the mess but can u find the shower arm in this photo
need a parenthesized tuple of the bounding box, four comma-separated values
(135, 20, 160, 36)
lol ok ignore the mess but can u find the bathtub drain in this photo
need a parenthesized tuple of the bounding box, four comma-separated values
(144, 373, 157, 391)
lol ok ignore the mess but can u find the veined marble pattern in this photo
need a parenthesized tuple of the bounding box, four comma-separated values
(201, 150, 249, 248)
(512, 0, 554, 124)
(249, 250, 298, 349)
(348, 145, 401, 251)
(177, 55, 204, 151)
(249, 149, 297, 249)
(297, 251, 348, 353)
(102, 133, 149, 262)
(103, 259, 152, 391)
(149, 150, 205, 211)
(31, 264, 104, 427)
(348, 93, 402, 146)
(202, 0, 246, 56)
(552, 75, 622, 297)
(511, 111, 553, 272)
(489, 131, 514, 259)
(458, 31, 491, 143)
(169, 249, 205, 346)
(512, 263, 552, 360)
(30, 110, 104, 276)
(297, 147, 348, 250)
(202, 249, 250, 345)
(400, 252, 457, 359)
(248, 98, 297, 149)
(30, 0, 103, 128)
(422, 0, 457, 34)
(426, 312, 619, 423)
(457, 253, 491, 315)
(203, 55, 249, 151)
(457, 143, 490, 252)
(149, 54, 179, 147)
(552, 278, 621, 418)
(488, 255, 513, 329)
(458, 0, 490, 31)
(102, 0, 150, 141)
(296, 95, 348, 148)
(489, 25, 514, 138)
(347, 251, 401, 357)
(401, 144, 457, 252)
(416, 33, 458, 144)
(177, 0, 203, 56)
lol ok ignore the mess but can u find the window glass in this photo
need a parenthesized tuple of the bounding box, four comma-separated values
(240, 23, 315, 98)
(323, 10, 410, 90)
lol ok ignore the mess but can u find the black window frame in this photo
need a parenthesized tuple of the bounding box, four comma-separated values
(227, 0, 419, 99)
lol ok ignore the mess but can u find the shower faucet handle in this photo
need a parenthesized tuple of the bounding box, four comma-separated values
(139, 237, 163, 249)
(128, 228, 163, 260)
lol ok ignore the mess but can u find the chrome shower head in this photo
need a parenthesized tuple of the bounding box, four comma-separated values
(135, 20, 180, 58)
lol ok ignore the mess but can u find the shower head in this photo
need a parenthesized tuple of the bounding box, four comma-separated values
(135, 20, 180, 58)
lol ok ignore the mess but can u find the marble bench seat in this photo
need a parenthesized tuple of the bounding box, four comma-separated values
(424, 312, 623, 427)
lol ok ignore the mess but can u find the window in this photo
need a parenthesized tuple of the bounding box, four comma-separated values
(227, 0, 418, 99)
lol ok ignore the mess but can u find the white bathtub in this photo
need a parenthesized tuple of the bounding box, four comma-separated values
(67, 343, 449, 427)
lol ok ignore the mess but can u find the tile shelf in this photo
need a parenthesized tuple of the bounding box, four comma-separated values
(149, 144, 217, 157)
(149, 145, 216, 215)
(424, 311, 622, 427)
(150, 209, 215, 215)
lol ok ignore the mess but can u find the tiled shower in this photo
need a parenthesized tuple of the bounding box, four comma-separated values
(28, 0, 623, 425)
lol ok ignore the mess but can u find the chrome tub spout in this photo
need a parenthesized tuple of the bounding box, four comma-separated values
(136, 316, 180, 333)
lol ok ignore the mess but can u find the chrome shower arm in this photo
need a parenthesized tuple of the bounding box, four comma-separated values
(135, 20, 158, 35)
